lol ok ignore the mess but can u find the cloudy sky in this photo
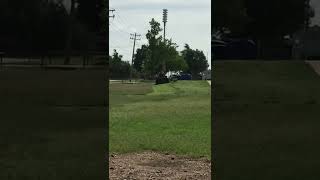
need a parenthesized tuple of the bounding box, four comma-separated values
(109, 0, 211, 68)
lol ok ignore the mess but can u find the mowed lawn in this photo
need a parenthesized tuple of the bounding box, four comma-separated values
(109, 81, 211, 159)
(214, 61, 320, 180)
(0, 69, 106, 180)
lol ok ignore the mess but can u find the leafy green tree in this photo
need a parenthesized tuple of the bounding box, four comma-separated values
(143, 18, 187, 77)
(245, 0, 314, 38)
(133, 45, 149, 73)
(244, 0, 314, 58)
(144, 18, 164, 76)
(109, 50, 130, 79)
(76, 0, 106, 32)
(0, 0, 68, 53)
(166, 54, 188, 72)
(182, 44, 209, 79)
(213, 0, 250, 34)
(161, 39, 187, 72)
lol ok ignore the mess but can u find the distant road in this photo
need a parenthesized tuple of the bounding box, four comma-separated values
(2, 58, 35, 63)
(306, 61, 320, 76)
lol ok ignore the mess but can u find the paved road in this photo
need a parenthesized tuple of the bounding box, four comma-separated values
(306, 61, 320, 76)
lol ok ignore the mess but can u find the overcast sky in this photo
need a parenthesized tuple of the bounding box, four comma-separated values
(109, 0, 211, 68)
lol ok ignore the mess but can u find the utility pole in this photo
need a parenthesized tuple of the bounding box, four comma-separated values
(130, 33, 141, 82)
(162, 9, 168, 73)
(109, 9, 115, 25)
(109, 9, 115, 18)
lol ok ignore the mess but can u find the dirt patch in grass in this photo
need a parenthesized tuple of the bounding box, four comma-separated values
(109, 152, 211, 180)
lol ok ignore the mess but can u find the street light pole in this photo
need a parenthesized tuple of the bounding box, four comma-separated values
(162, 9, 168, 73)
(163, 9, 168, 42)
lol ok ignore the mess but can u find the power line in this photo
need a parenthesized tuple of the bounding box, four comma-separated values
(109, 9, 115, 19)
(109, 24, 129, 37)
(116, 13, 137, 32)
(110, 43, 131, 52)
(112, 23, 132, 34)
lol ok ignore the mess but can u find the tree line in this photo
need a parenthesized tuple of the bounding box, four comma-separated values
(213, 0, 315, 58)
(214, 0, 314, 36)
(110, 18, 209, 80)
(0, 0, 106, 56)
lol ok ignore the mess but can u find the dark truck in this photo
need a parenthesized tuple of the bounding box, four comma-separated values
(155, 72, 169, 85)
(213, 38, 257, 59)
(169, 73, 192, 81)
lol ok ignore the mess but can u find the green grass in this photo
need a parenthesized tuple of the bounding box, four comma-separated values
(214, 60, 320, 180)
(109, 81, 211, 159)
(0, 69, 106, 179)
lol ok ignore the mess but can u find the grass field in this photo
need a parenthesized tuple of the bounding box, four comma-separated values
(0, 68, 106, 179)
(109, 81, 211, 159)
(214, 60, 320, 180)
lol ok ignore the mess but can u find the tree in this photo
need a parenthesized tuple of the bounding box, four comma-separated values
(143, 18, 186, 77)
(213, 0, 250, 34)
(63, 0, 76, 64)
(60, 0, 106, 64)
(161, 39, 187, 72)
(144, 18, 164, 76)
(0, 0, 68, 53)
(166, 54, 188, 72)
(133, 45, 149, 73)
(109, 50, 130, 79)
(182, 44, 209, 79)
(245, 0, 314, 38)
(76, 0, 106, 32)
(244, 0, 314, 58)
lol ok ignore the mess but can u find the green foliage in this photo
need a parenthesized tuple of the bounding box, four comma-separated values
(133, 18, 192, 78)
(76, 0, 106, 32)
(166, 53, 188, 72)
(214, 0, 314, 37)
(110, 50, 130, 79)
(182, 44, 209, 79)
(0, 0, 106, 54)
(133, 45, 149, 72)
(213, 0, 250, 33)
(245, 0, 314, 38)
(0, 0, 68, 52)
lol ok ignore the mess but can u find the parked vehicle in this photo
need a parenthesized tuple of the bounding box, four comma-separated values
(169, 74, 179, 81)
(155, 73, 169, 85)
(178, 73, 192, 80)
(212, 40, 227, 59)
(213, 38, 257, 59)
(202, 70, 211, 80)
